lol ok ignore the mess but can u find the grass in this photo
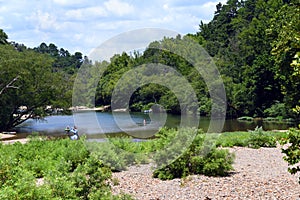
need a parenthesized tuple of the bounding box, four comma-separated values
(215, 128, 287, 148)
(215, 131, 250, 147)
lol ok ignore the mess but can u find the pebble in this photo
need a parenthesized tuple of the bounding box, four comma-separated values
(111, 147, 300, 200)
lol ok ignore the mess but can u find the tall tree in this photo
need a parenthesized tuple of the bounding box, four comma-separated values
(196, 0, 290, 117)
(269, 1, 300, 113)
(0, 45, 69, 131)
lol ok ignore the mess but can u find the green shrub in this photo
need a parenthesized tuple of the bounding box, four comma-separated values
(0, 137, 132, 199)
(247, 126, 277, 148)
(86, 139, 146, 171)
(280, 127, 300, 184)
(152, 128, 235, 180)
(201, 149, 235, 176)
(263, 102, 288, 118)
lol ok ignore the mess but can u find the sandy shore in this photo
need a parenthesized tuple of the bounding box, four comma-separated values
(0, 133, 29, 144)
(1, 138, 29, 144)
(111, 147, 300, 199)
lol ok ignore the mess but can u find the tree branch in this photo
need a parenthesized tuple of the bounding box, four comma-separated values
(0, 76, 20, 95)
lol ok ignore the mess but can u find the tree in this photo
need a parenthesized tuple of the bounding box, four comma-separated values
(281, 127, 300, 184)
(0, 45, 69, 131)
(96, 53, 132, 106)
(195, 0, 292, 118)
(272, 2, 300, 182)
(48, 43, 59, 56)
(0, 76, 19, 95)
(0, 29, 8, 45)
(268, 1, 300, 113)
(33, 43, 84, 74)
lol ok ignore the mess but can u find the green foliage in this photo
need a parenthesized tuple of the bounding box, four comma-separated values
(0, 29, 8, 44)
(0, 44, 71, 131)
(0, 127, 292, 200)
(0, 30, 84, 131)
(95, 36, 210, 115)
(0, 137, 132, 199)
(85, 128, 288, 182)
(86, 137, 150, 171)
(34, 42, 84, 74)
(195, 0, 299, 118)
(216, 131, 250, 147)
(1, 0, 299, 133)
(247, 126, 278, 148)
(268, 2, 300, 113)
(90, 0, 299, 119)
(216, 129, 287, 148)
(263, 101, 288, 118)
(152, 128, 235, 180)
(280, 127, 300, 184)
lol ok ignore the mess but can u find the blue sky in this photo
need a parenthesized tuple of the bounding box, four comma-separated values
(0, 0, 225, 55)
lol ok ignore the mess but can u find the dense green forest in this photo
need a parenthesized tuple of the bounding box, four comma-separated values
(0, 0, 299, 131)
(90, 0, 300, 118)
(197, 0, 300, 118)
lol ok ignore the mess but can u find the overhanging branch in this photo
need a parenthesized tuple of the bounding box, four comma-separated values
(0, 75, 20, 95)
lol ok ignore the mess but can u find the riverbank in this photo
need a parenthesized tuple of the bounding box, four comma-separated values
(0, 133, 29, 144)
(1, 131, 299, 199)
(111, 146, 300, 199)
(0, 133, 16, 139)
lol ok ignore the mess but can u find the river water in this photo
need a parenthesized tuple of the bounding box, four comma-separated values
(16, 111, 296, 139)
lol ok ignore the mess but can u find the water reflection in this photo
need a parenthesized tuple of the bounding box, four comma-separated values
(16, 112, 296, 139)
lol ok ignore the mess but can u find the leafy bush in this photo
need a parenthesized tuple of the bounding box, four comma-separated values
(152, 128, 235, 180)
(280, 127, 300, 184)
(0, 137, 133, 199)
(247, 126, 278, 148)
(263, 102, 288, 118)
(86, 137, 150, 171)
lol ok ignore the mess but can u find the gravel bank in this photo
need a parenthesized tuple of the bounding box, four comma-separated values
(111, 147, 300, 199)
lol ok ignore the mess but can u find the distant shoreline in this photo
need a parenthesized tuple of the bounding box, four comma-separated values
(70, 105, 110, 112)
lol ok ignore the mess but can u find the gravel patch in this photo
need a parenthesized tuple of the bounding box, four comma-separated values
(111, 147, 300, 200)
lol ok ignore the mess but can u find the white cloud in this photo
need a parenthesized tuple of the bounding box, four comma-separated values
(2, 0, 223, 55)
(0, 5, 8, 12)
(163, 0, 226, 21)
(65, 6, 107, 20)
(163, 4, 169, 10)
(27, 10, 60, 31)
(104, 0, 134, 16)
(200, 0, 227, 16)
(52, 0, 86, 6)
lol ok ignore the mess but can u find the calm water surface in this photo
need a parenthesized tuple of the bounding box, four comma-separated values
(16, 111, 296, 139)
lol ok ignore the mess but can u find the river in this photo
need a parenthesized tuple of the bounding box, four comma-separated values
(16, 111, 296, 139)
